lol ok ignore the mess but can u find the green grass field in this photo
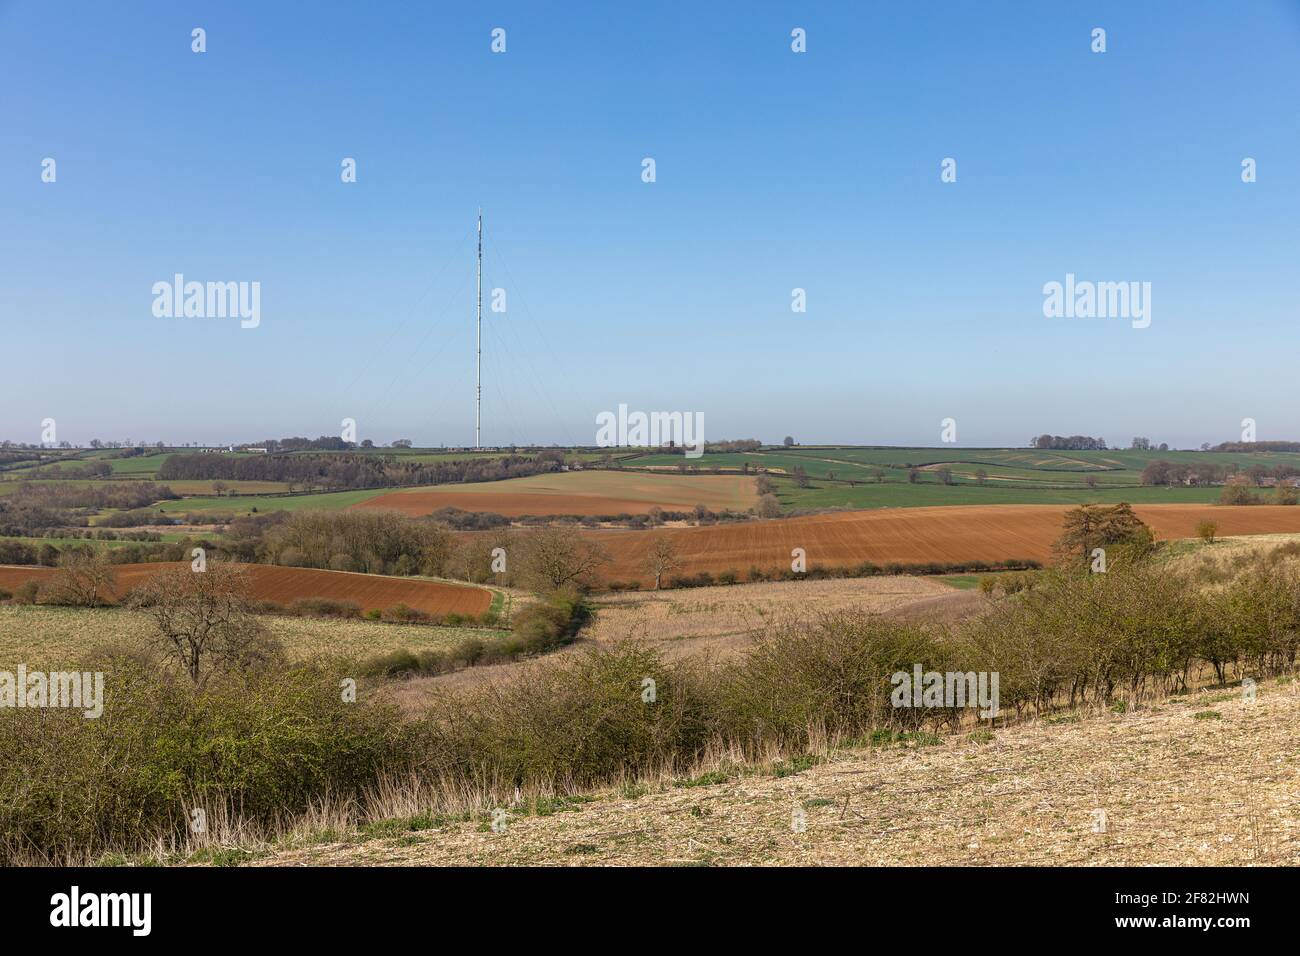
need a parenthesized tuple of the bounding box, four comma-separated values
(932, 574, 983, 590)
(106, 453, 171, 475)
(621, 445, 1300, 511)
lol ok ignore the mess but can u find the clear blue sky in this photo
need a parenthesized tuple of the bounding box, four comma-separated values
(3, 1, 1298, 448)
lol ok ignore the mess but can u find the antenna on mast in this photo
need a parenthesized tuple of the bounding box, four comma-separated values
(476, 209, 482, 450)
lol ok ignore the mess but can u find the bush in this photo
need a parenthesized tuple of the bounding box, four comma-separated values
(0, 658, 411, 864)
(42, 551, 116, 607)
(287, 598, 362, 619)
(510, 591, 591, 654)
(357, 649, 420, 677)
(668, 571, 716, 589)
(449, 637, 486, 667)
(960, 563, 1199, 712)
(1196, 520, 1218, 543)
(11, 580, 40, 605)
(421, 642, 711, 788)
(277, 547, 306, 567)
(1219, 481, 1257, 506)
(381, 603, 431, 624)
(705, 614, 946, 748)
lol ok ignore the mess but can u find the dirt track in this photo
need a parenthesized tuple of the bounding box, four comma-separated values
(581, 504, 1300, 585)
(0, 563, 490, 616)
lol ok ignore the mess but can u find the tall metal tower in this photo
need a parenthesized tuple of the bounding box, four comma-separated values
(475, 209, 482, 449)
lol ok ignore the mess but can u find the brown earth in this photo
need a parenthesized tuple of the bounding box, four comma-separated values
(354, 471, 756, 518)
(580, 504, 1300, 585)
(0, 563, 490, 617)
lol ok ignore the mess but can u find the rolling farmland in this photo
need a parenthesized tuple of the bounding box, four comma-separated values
(0, 562, 491, 616)
(577, 503, 1300, 585)
(353, 470, 757, 517)
(9, 445, 1300, 519)
(605, 446, 1300, 511)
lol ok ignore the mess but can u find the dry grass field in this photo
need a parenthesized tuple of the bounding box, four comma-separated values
(253, 678, 1300, 867)
(0, 604, 505, 669)
(586, 576, 974, 660)
(353, 470, 757, 517)
(1163, 532, 1300, 575)
(581, 504, 1300, 585)
(0, 563, 491, 616)
(381, 575, 980, 706)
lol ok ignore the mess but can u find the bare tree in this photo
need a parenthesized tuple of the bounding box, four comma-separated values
(755, 493, 782, 518)
(129, 562, 280, 685)
(45, 549, 117, 607)
(516, 525, 610, 593)
(644, 536, 682, 590)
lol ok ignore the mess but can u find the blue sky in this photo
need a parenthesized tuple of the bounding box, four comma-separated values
(2, 1, 1298, 448)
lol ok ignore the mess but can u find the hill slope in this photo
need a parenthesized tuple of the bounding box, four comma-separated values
(255, 680, 1300, 867)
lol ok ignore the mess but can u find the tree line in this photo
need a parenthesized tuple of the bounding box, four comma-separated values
(1141, 459, 1300, 487)
(157, 451, 565, 490)
(1029, 434, 1108, 450)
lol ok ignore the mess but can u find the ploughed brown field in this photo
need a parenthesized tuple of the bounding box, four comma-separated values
(353, 471, 756, 518)
(0, 563, 490, 616)
(578, 504, 1300, 585)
